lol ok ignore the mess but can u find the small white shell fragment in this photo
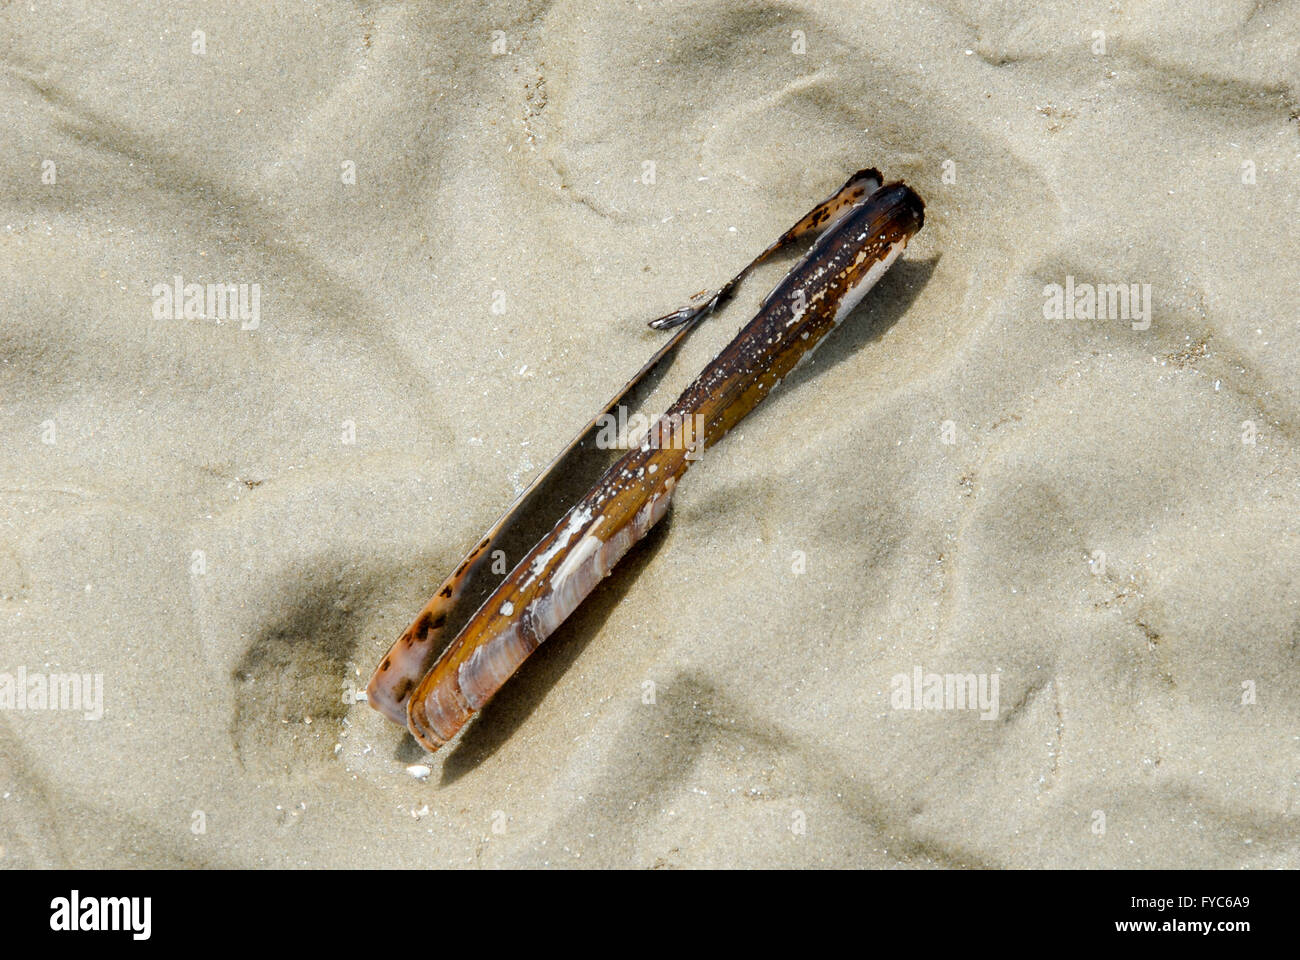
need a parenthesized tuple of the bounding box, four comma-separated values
(406, 764, 432, 780)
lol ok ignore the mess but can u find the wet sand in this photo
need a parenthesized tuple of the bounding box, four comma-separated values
(1, 1, 1297, 867)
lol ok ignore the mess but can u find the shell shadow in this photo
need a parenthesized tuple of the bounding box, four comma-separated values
(784, 254, 938, 391)
(437, 513, 673, 783)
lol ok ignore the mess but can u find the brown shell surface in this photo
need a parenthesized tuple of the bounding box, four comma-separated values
(366, 309, 706, 724)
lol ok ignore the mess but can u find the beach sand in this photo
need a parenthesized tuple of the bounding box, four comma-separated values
(1, 0, 1297, 867)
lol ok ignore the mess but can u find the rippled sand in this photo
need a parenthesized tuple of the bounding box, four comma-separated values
(1, 1, 1297, 867)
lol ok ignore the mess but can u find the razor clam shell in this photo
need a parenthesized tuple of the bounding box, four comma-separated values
(454, 479, 675, 712)
(401, 180, 925, 752)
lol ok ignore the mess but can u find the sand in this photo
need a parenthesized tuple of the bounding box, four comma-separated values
(1, 0, 1297, 868)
